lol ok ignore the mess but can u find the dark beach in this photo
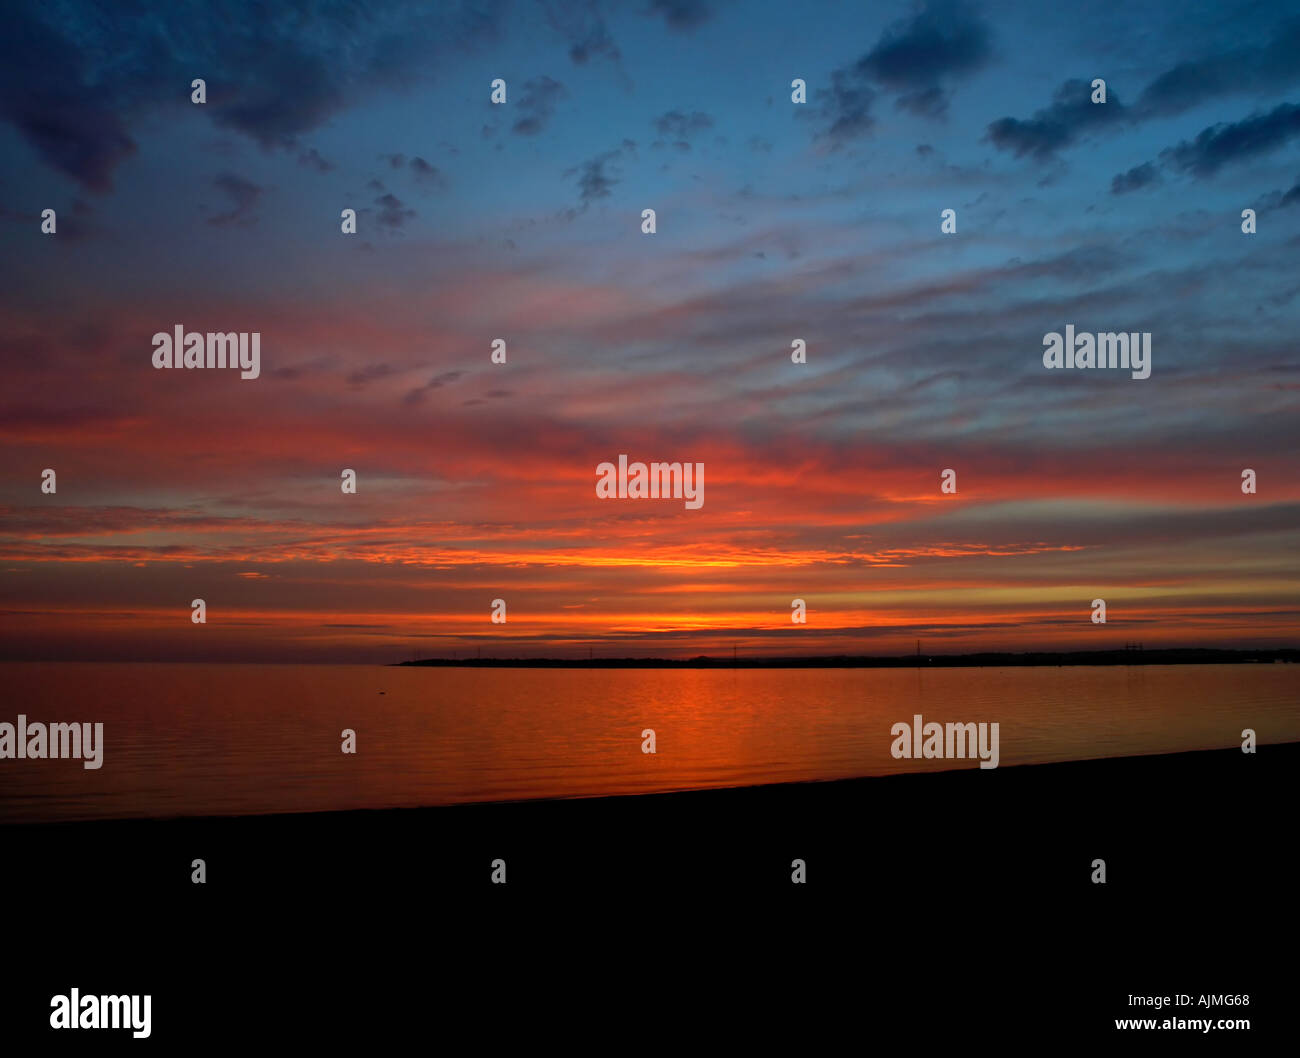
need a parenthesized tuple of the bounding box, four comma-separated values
(4, 742, 1294, 1045)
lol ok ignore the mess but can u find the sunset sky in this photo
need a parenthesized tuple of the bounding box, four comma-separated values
(1, 0, 1298, 661)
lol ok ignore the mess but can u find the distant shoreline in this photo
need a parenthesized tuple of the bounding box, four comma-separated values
(394, 647, 1299, 668)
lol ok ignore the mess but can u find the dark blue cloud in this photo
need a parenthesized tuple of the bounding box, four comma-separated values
(646, 0, 713, 32)
(653, 110, 713, 139)
(1160, 102, 1300, 178)
(568, 22, 620, 64)
(0, 6, 137, 190)
(1110, 162, 1161, 195)
(813, 0, 990, 141)
(652, 109, 713, 149)
(856, 0, 992, 117)
(298, 148, 335, 173)
(986, 79, 1127, 160)
(513, 76, 568, 136)
(0, 0, 508, 191)
(207, 172, 262, 227)
(812, 70, 878, 145)
(1137, 18, 1300, 117)
(374, 191, 416, 229)
(378, 154, 445, 188)
(990, 16, 1300, 170)
(409, 157, 446, 188)
(565, 145, 630, 211)
(541, 0, 622, 65)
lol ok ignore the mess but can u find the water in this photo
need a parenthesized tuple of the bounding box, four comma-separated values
(1, 662, 1296, 823)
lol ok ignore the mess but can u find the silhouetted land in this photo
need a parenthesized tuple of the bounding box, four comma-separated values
(3, 743, 1294, 1045)
(396, 646, 1299, 668)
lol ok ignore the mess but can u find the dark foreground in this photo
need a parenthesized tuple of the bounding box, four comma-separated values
(4, 743, 1294, 1048)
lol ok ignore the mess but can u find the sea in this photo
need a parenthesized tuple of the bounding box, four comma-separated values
(2, 661, 1297, 823)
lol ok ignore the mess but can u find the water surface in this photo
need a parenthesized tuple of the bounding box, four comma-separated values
(1, 662, 1296, 823)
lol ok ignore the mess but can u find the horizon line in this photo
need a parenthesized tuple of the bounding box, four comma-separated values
(395, 646, 1300, 668)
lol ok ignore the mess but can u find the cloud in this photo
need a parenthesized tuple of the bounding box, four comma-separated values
(568, 21, 620, 64)
(1137, 18, 1300, 118)
(1110, 161, 1161, 195)
(1282, 176, 1300, 208)
(811, 1, 989, 142)
(208, 48, 347, 148)
(986, 79, 1127, 160)
(565, 145, 629, 210)
(380, 154, 447, 189)
(374, 191, 416, 229)
(645, 0, 713, 32)
(404, 370, 464, 405)
(0, 6, 137, 190)
(856, 1, 992, 117)
(0, 0, 509, 190)
(541, 0, 622, 65)
(1255, 174, 1300, 211)
(347, 363, 398, 388)
(409, 156, 446, 188)
(297, 148, 334, 172)
(513, 76, 567, 136)
(1159, 102, 1300, 178)
(653, 110, 713, 140)
(987, 18, 1300, 169)
(206, 172, 263, 227)
(813, 70, 877, 145)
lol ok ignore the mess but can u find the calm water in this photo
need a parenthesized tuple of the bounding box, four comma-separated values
(1, 662, 1297, 823)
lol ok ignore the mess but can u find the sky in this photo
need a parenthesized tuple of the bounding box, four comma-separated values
(1, 0, 1298, 662)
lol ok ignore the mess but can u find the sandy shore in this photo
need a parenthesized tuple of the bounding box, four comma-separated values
(7, 741, 1295, 899)
(4, 743, 1293, 1045)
